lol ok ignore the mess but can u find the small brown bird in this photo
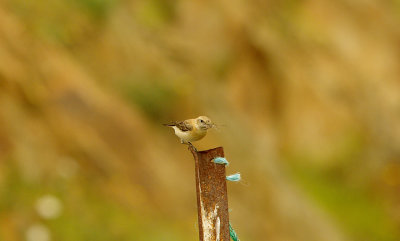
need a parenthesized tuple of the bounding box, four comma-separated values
(164, 116, 214, 149)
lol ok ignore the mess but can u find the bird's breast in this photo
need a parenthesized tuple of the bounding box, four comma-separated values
(172, 126, 207, 142)
(190, 129, 207, 141)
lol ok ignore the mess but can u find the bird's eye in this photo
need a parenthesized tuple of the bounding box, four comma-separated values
(200, 119, 204, 123)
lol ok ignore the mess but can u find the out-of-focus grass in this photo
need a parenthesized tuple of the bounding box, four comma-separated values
(73, 0, 118, 19)
(119, 78, 181, 121)
(7, 0, 115, 47)
(290, 162, 399, 241)
(0, 159, 189, 241)
(134, 0, 177, 28)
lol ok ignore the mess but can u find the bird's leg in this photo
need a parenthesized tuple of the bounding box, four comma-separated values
(188, 142, 197, 152)
(181, 139, 197, 152)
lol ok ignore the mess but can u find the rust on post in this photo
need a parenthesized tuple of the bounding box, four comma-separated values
(189, 146, 230, 241)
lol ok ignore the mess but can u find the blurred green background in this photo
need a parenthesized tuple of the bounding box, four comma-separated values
(1, 0, 400, 240)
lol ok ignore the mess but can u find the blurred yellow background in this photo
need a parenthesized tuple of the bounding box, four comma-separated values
(1, 0, 400, 240)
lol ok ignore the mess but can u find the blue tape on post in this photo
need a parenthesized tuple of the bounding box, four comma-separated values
(229, 223, 240, 241)
(226, 173, 241, 182)
(213, 157, 229, 165)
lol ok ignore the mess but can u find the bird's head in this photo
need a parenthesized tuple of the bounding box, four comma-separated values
(196, 116, 213, 130)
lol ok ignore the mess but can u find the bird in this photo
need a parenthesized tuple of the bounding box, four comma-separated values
(163, 116, 214, 150)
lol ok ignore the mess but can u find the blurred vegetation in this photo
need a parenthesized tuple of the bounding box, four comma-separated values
(1, 0, 400, 240)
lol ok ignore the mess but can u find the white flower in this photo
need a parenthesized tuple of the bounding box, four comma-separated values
(26, 224, 51, 241)
(35, 195, 62, 219)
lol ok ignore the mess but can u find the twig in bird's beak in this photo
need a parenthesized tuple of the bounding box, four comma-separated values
(209, 123, 224, 131)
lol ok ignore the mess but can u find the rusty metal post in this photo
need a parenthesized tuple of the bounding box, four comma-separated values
(189, 146, 230, 241)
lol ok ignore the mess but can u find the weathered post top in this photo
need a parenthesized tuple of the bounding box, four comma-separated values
(190, 146, 230, 241)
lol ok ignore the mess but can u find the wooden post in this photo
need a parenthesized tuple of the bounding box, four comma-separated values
(189, 146, 230, 241)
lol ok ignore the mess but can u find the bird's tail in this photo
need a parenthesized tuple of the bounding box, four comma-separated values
(162, 122, 176, 126)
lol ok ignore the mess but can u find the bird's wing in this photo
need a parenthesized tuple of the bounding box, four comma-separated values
(163, 120, 193, 132)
